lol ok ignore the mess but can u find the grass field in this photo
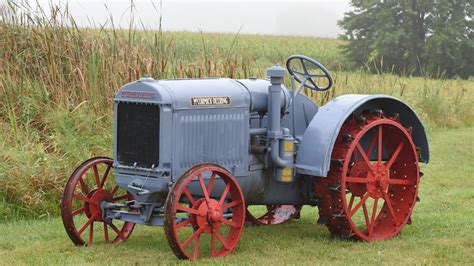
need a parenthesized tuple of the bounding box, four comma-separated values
(1, 127, 473, 265)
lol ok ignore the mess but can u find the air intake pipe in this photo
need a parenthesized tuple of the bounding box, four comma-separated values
(267, 66, 294, 173)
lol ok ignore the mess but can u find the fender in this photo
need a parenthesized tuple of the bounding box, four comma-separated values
(295, 94, 429, 177)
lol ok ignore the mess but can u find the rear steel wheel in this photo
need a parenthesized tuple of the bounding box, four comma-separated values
(246, 205, 301, 225)
(164, 164, 245, 260)
(61, 157, 135, 245)
(315, 111, 420, 241)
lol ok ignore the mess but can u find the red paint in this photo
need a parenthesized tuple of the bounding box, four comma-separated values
(164, 163, 246, 260)
(61, 157, 135, 245)
(315, 112, 420, 241)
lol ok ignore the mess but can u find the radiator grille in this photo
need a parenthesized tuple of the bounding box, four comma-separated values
(117, 102, 160, 168)
(175, 111, 248, 173)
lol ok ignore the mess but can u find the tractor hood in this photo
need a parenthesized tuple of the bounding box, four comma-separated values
(115, 77, 250, 110)
(115, 77, 289, 113)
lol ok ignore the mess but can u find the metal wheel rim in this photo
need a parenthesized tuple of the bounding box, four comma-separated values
(341, 118, 419, 240)
(61, 157, 135, 245)
(164, 163, 245, 260)
(315, 113, 420, 241)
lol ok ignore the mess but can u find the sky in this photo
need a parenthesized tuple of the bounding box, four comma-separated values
(16, 0, 352, 38)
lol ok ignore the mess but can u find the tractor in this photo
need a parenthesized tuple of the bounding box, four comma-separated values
(61, 55, 429, 260)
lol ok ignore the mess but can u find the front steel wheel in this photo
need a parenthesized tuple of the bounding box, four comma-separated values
(61, 157, 135, 245)
(315, 111, 420, 241)
(164, 163, 245, 260)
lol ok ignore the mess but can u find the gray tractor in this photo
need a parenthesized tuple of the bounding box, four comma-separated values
(61, 55, 428, 260)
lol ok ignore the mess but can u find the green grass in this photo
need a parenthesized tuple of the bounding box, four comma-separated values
(0, 127, 473, 265)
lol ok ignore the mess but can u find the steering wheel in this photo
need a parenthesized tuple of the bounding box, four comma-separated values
(286, 55, 333, 91)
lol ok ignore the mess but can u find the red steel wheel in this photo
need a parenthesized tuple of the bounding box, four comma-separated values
(315, 111, 420, 241)
(245, 205, 301, 225)
(164, 163, 246, 260)
(61, 157, 135, 246)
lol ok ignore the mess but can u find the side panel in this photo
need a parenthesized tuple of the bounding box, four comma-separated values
(296, 94, 429, 177)
(172, 108, 250, 179)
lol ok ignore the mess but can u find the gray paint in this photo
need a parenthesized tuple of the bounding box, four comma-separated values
(267, 66, 293, 168)
(112, 77, 294, 202)
(236, 78, 290, 114)
(296, 94, 430, 177)
(172, 108, 249, 178)
(108, 72, 429, 226)
(251, 92, 319, 137)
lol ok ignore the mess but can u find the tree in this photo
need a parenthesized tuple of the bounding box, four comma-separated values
(339, 0, 473, 79)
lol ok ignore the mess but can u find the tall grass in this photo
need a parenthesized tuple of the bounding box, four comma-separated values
(0, 2, 473, 220)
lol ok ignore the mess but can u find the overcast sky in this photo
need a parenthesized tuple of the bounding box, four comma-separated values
(18, 0, 352, 38)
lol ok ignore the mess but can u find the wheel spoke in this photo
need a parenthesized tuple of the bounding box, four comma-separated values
(348, 194, 355, 211)
(222, 218, 239, 228)
(177, 204, 202, 216)
(109, 222, 125, 240)
(99, 164, 111, 188)
(88, 222, 94, 245)
(353, 148, 359, 161)
(350, 194, 370, 217)
(110, 185, 119, 196)
(222, 199, 242, 209)
(192, 231, 201, 260)
(366, 129, 378, 158)
(183, 188, 196, 205)
(368, 198, 379, 236)
(307, 77, 319, 89)
(113, 194, 129, 202)
(72, 207, 85, 216)
(182, 228, 203, 249)
(93, 165, 101, 189)
(377, 125, 383, 163)
(382, 191, 400, 225)
(300, 58, 309, 75)
(176, 219, 192, 229)
(78, 178, 90, 194)
(207, 172, 216, 195)
(346, 176, 368, 184)
(77, 213, 97, 235)
(104, 223, 109, 243)
(211, 230, 216, 256)
(385, 142, 405, 169)
(197, 174, 211, 203)
(356, 144, 375, 175)
(73, 194, 96, 205)
(389, 178, 414, 185)
(219, 182, 231, 205)
(213, 228, 230, 250)
(362, 203, 370, 229)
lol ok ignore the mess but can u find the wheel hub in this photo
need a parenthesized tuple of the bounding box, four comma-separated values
(192, 198, 223, 233)
(366, 163, 389, 198)
(85, 189, 113, 222)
